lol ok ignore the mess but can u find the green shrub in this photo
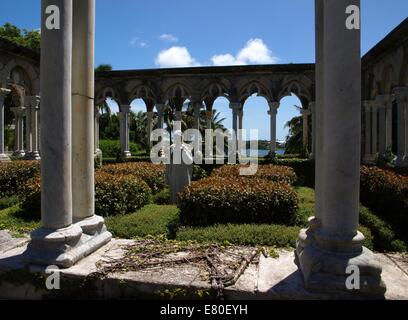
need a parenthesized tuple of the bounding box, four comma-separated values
(178, 177, 299, 226)
(192, 165, 207, 181)
(359, 205, 407, 252)
(272, 159, 315, 187)
(100, 162, 165, 193)
(211, 164, 297, 185)
(99, 140, 141, 158)
(0, 161, 40, 198)
(0, 196, 19, 210)
(106, 205, 179, 239)
(176, 224, 373, 250)
(95, 172, 151, 217)
(360, 166, 408, 238)
(152, 188, 171, 205)
(19, 177, 41, 219)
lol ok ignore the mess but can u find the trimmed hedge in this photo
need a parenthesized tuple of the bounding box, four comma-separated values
(360, 166, 408, 237)
(211, 164, 297, 185)
(359, 206, 407, 252)
(100, 162, 165, 193)
(0, 161, 40, 198)
(95, 172, 151, 217)
(178, 177, 299, 226)
(99, 140, 142, 158)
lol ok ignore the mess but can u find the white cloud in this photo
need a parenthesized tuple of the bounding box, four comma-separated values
(159, 33, 179, 43)
(155, 46, 200, 68)
(129, 37, 148, 48)
(211, 38, 279, 66)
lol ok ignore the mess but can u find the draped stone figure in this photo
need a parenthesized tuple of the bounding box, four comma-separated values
(165, 130, 193, 204)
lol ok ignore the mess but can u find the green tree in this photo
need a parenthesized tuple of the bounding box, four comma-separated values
(0, 23, 40, 50)
(95, 64, 113, 72)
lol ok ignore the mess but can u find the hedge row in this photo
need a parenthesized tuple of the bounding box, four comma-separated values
(211, 164, 297, 185)
(360, 166, 408, 237)
(178, 176, 299, 226)
(99, 162, 166, 193)
(19, 171, 152, 218)
(0, 161, 40, 198)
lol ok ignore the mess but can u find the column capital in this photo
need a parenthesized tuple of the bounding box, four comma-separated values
(27, 95, 40, 109)
(300, 108, 311, 116)
(10, 106, 26, 117)
(229, 102, 241, 111)
(156, 103, 166, 116)
(120, 105, 131, 113)
(393, 87, 408, 104)
(268, 102, 279, 115)
(363, 100, 375, 110)
(0, 88, 11, 98)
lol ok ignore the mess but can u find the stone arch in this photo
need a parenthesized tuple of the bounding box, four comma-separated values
(0, 59, 38, 95)
(95, 86, 123, 106)
(202, 82, 230, 111)
(239, 80, 273, 104)
(381, 64, 396, 94)
(400, 49, 408, 86)
(129, 84, 156, 108)
(164, 83, 190, 102)
(278, 80, 311, 107)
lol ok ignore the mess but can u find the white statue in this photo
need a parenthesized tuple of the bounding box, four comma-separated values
(165, 130, 193, 204)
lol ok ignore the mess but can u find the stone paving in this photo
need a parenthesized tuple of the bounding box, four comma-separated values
(0, 232, 407, 300)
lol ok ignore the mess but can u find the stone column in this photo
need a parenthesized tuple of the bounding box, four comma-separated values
(363, 101, 372, 162)
(24, 97, 33, 159)
(94, 105, 102, 156)
(229, 102, 240, 156)
(118, 105, 131, 159)
(72, 0, 110, 248)
(193, 101, 201, 131)
(371, 102, 378, 157)
(174, 110, 182, 122)
(237, 108, 244, 155)
(268, 102, 279, 156)
(156, 104, 165, 130)
(377, 99, 386, 155)
(206, 110, 213, 130)
(309, 102, 316, 159)
(385, 96, 393, 152)
(29, 96, 41, 160)
(146, 111, 153, 149)
(0, 88, 11, 162)
(11, 106, 25, 157)
(25, 0, 82, 268)
(296, 0, 384, 296)
(301, 108, 311, 151)
(395, 87, 408, 166)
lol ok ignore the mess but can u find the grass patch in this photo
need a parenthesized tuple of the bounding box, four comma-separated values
(295, 187, 315, 226)
(0, 205, 40, 237)
(105, 204, 179, 239)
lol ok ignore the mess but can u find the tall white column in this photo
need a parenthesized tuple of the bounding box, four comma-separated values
(378, 100, 386, 155)
(395, 87, 408, 166)
(371, 102, 378, 156)
(385, 96, 393, 151)
(25, 0, 111, 269)
(309, 102, 316, 159)
(297, 0, 384, 296)
(268, 102, 279, 156)
(0, 88, 11, 162)
(229, 102, 240, 157)
(11, 106, 25, 157)
(94, 105, 102, 156)
(301, 108, 311, 151)
(118, 105, 131, 159)
(146, 111, 153, 149)
(24, 96, 33, 159)
(28, 96, 41, 160)
(363, 101, 372, 162)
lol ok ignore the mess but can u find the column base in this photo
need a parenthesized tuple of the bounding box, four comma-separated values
(13, 150, 25, 158)
(23, 217, 112, 269)
(0, 153, 11, 162)
(23, 152, 41, 161)
(362, 154, 376, 164)
(121, 151, 131, 160)
(295, 227, 386, 298)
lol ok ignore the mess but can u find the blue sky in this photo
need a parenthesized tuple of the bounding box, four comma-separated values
(1, 0, 407, 140)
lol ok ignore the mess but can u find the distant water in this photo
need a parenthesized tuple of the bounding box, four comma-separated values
(242, 149, 284, 157)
